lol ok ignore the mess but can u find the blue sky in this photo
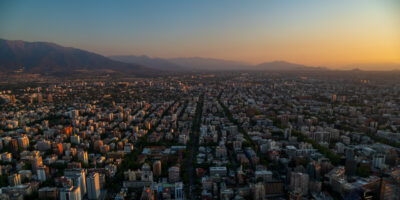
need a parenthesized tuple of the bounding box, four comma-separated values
(0, 0, 399, 66)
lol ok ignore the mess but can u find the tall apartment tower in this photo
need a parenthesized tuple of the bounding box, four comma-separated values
(64, 169, 87, 197)
(87, 173, 101, 200)
(153, 160, 162, 177)
(60, 186, 81, 200)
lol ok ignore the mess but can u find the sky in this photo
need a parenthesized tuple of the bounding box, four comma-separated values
(0, 0, 399, 68)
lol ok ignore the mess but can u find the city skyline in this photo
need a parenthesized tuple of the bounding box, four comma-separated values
(1, 0, 399, 69)
(2, 1, 400, 199)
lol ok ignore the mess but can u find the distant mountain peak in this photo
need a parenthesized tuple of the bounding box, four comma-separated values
(0, 38, 329, 73)
(255, 60, 323, 71)
(109, 55, 183, 71)
(0, 38, 151, 75)
(168, 57, 250, 70)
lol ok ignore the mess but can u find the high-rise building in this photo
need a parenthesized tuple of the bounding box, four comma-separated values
(8, 173, 21, 186)
(47, 94, 53, 102)
(290, 172, 309, 196)
(53, 142, 64, 155)
(38, 187, 58, 200)
(86, 173, 101, 200)
(37, 93, 43, 103)
(380, 180, 400, 200)
(123, 144, 133, 153)
(71, 135, 80, 145)
(345, 159, 357, 177)
(10, 139, 18, 154)
(372, 153, 386, 169)
(98, 173, 106, 189)
(168, 166, 180, 183)
(254, 182, 266, 200)
(141, 171, 153, 182)
(332, 94, 337, 102)
(345, 148, 356, 177)
(210, 166, 227, 177)
(153, 160, 162, 177)
(77, 151, 88, 165)
(65, 169, 87, 197)
(60, 186, 81, 200)
(175, 182, 184, 200)
(32, 156, 43, 173)
(37, 166, 47, 182)
(17, 136, 29, 149)
(9, 95, 16, 104)
(37, 140, 51, 151)
(345, 148, 354, 160)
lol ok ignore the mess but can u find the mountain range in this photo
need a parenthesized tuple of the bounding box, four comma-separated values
(0, 38, 326, 73)
(109, 55, 184, 71)
(0, 39, 149, 75)
(338, 63, 400, 71)
(110, 55, 323, 71)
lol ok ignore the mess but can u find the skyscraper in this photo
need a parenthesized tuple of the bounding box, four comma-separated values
(60, 186, 81, 200)
(64, 169, 87, 197)
(87, 173, 101, 200)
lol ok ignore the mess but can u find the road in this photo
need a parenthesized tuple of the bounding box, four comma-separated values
(187, 94, 203, 199)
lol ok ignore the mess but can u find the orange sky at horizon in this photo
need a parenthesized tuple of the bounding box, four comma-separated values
(1, 0, 399, 69)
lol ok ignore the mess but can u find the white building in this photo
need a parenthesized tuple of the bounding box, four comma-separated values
(37, 167, 47, 182)
(175, 182, 184, 200)
(210, 167, 227, 177)
(60, 186, 81, 200)
(87, 173, 101, 200)
(64, 169, 87, 197)
(372, 153, 386, 169)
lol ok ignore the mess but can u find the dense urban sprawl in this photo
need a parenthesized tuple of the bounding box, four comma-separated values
(1, 71, 400, 199)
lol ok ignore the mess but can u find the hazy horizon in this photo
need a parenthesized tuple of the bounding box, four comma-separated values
(1, 0, 399, 69)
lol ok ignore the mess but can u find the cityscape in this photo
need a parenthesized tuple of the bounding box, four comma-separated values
(1, 71, 400, 199)
(1, 1, 400, 200)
